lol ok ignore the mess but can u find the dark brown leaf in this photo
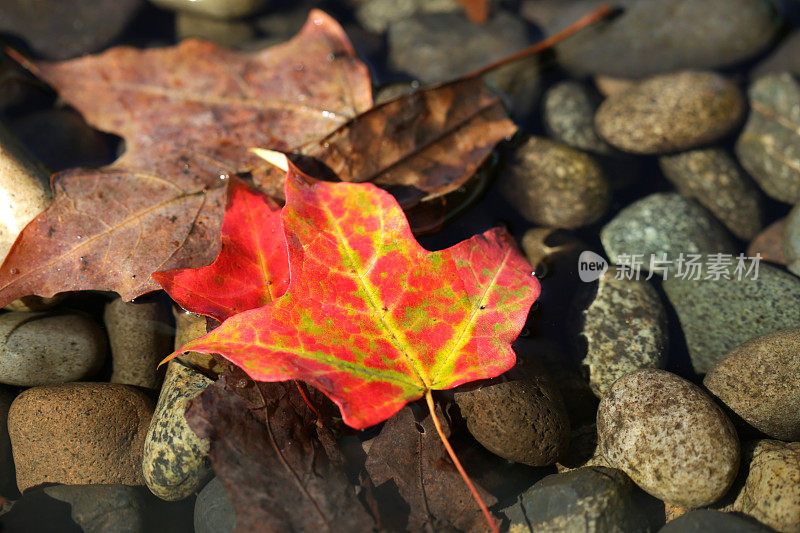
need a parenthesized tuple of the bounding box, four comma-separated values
(256, 77, 516, 210)
(186, 374, 376, 533)
(365, 406, 498, 533)
(0, 10, 372, 304)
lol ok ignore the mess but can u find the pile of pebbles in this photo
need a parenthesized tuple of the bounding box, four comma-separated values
(1, 0, 800, 531)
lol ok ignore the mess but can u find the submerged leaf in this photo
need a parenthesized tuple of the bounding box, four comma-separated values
(186, 375, 375, 532)
(175, 162, 540, 429)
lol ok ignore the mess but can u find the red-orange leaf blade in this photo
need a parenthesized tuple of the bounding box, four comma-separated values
(178, 165, 540, 429)
(152, 179, 289, 322)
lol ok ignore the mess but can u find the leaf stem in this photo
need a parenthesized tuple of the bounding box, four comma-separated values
(465, 4, 614, 79)
(424, 390, 499, 533)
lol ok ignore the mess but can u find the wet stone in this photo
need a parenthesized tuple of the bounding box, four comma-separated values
(195, 477, 236, 533)
(747, 218, 788, 266)
(736, 73, 800, 204)
(785, 204, 800, 276)
(663, 262, 800, 374)
(543, 81, 613, 155)
(142, 360, 213, 501)
(387, 11, 540, 118)
(659, 148, 763, 241)
(659, 510, 774, 532)
(502, 466, 664, 532)
(0, 0, 143, 60)
(545, 0, 781, 78)
(355, 0, 459, 34)
(597, 369, 740, 508)
(454, 367, 570, 467)
(0, 312, 107, 387)
(730, 440, 800, 533)
(8, 383, 154, 492)
(704, 329, 800, 441)
(176, 12, 256, 48)
(0, 123, 50, 264)
(595, 71, 744, 155)
(752, 30, 800, 79)
(502, 136, 611, 229)
(149, 0, 268, 20)
(43, 484, 149, 533)
(578, 267, 668, 397)
(600, 193, 735, 274)
(105, 297, 172, 389)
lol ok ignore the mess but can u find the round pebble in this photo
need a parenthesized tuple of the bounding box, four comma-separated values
(747, 218, 788, 266)
(736, 73, 800, 204)
(663, 262, 800, 374)
(595, 71, 744, 155)
(105, 297, 172, 389)
(600, 193, 735, 274)
(503, 466, 664, 532)
(659, 509, 774, 532)
(0, 123, 50, 263)
(704, 329, 800, 441)
(547, 0, 781, 78)
(731, 440, 800, 533)
(195, 477, 236, 533)
(785, 204, 800, 276)
(0, 312, 107, 387)
(143, 360, 213, 501)
(543, 81, 613, 154)
(659, 148, 764, 240)
(597, 369, 739, 508)
(502, 136, 611, 228)
(454, 369, 570, 466)
(578, 266, 668, 397)
(8, 382, 154, 492)
(149, 0, 267, 20)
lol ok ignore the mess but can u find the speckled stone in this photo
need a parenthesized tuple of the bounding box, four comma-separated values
(105, 297, 172, 389)
(149, 0, 267, 19)
(736, 73, 800, 204)
(731, 440, 800, 533)
(659, 149, 763, 240)
(663, 263, 800, 374)
(659, 510, 774, 532)
(454, 370, 570, 466)
(142, 360, 212, 501)
(600, 193, 735, 273)
(595, 71, 744, 155)
(785, 204, 800, 276)
(543, 81, 613, 155)
(544, 0, 781, 78)
(502, 466, 664, 532)
(579, 267, 668, 397)
(502, 136, 611, 228)
(747, 218, 788, 266)
(0, 312, 107, 386)
(195, 477, 236, 533)
(597, 369, 739, 508)
(8, 383, 154, 492)
(704, 329, 800, 441)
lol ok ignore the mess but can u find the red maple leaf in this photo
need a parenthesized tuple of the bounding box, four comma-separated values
(152, 179, 289, 322)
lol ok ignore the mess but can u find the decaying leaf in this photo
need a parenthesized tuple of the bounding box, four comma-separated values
(256, 77, 517, 209)
(365, 406, 498, 532)
(152, 179, 289, 323)
(186, 374, 375, 532)
(0, 10, 372, 304)
(456, 0, 491, 24)
(173, 161, 540, 429)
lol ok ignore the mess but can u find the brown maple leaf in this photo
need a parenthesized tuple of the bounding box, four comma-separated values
(0, 10, 372, 303)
